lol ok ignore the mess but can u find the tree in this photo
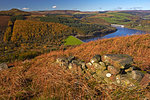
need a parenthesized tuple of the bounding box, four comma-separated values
(3, 21, 13, 42)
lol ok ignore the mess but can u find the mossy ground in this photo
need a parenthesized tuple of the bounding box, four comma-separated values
(64, 36, 84, 46)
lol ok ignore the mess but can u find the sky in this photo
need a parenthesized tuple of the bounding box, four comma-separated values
(0, 0, 150, 11)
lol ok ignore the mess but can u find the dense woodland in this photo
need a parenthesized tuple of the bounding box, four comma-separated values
(40, 14, 116, 35)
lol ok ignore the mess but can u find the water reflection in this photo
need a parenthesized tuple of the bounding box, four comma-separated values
(83, 27, 146, 42)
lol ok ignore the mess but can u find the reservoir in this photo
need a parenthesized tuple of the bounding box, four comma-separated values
(82, 27, 146, 42)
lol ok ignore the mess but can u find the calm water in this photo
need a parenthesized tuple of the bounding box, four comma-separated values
(82, 27, 146, 42)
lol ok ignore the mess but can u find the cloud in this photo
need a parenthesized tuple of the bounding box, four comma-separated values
(117, 7, 122, 10)
(52, 5, 57, 9)
(22, 8, 29, 10)
(129, 7, 142, 10)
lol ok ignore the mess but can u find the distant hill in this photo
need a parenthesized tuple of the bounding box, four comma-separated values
(120, 10, 150, 16)
(31, 10, 81, 15)
(0, 8, 30, 16)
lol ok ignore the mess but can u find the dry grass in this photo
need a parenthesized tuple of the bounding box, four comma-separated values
(64, 34, 150, 70)
(0, 34, 150, 99)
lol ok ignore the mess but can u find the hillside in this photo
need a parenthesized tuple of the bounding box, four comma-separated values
(10, 20, 78, 42)
(31, 10, 81, 15)
(1, 20, 80, 63)
(0, 34, 149, 99)
(2, 9, 150, 63)
(0, 8, 30, 16)
(39, 14, 116, 36)
(86, 10, 150, 32)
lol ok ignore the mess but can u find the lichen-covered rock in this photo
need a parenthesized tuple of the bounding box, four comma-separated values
(67, 56, 75, 63)
(131, 70, 144, 82)
(90, 55, 101, 64)
(102, 54, 133, 69)
(120, 77, 135, 88)
(72, 60, 80, 65)
(107, 66, 118, 75)
(80, 62, 87, 70)
(86, 62, 92, 67)
(93, 63, 101, 69)
(93, 63, 106, 71)
(99, 62, 106, 67)
(55, 54, 149, 89)
(0, 63, 8, 70)
(125, 66, 141, 72)
(94, 70, 111, 83)
(68, 63, 73, 69)
(115, 74, 135, 88)
(56, 57, 69, 67)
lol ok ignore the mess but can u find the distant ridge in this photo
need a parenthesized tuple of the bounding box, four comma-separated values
(0, 8, 30, 16)
(31, 10, 81, 15)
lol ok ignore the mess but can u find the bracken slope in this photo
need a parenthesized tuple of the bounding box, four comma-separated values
(0, 34, 150, 99)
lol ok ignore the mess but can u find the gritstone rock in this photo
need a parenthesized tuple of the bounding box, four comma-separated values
(102, 54, 133, 69)
(0, 63, 8, 70)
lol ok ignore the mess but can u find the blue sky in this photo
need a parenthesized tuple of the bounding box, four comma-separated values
(0, 0, 150, 11)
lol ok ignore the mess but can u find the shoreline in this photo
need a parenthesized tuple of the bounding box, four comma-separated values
(125, 26, 149, 33)
(75, 29, 117, 40)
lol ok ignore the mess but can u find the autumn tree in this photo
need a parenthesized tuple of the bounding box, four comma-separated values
(3, 21, 13, 42)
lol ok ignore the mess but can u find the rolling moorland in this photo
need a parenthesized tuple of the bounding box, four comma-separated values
(0, 9, 150, 99)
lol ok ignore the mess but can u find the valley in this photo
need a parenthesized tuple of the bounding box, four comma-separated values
(0, 8, 150, 100)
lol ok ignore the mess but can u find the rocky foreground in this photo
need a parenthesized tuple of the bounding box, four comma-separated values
(0, 34, 150, 99)
(56, 54, 150, 89)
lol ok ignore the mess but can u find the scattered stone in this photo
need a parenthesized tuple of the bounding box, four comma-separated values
(86, 62, 92, 66)
(131, 70, 144, 82)
(106, 73, 112, 77)
(56, 57, 69, 67)
(68, 63, 73, 69)
(102, 54, 133, 69)
(125, 66, 141, 72)
(67, 56, 75, 63)
(120, 76, 135, 88)
(93, 63, 101, 69)
(115, 74, 135, 88)
(0, 63, 8, 71)
(94, 63, 106, 71)
(99, 62, 106, 67)
(90, 55, 101, 64)
(80, 62, 87, 70)
(107, 66, 118, 75)
(72, 60, 80, 65)
(116, 75, 121, 84)
(55, 54, 149, 89)
(125, 67, 133, 72)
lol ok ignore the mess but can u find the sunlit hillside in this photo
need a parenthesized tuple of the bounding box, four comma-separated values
(0, 34, 149, 99)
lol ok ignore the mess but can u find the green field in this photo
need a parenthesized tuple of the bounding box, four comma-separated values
(100, 12, 133, 25)
(64, 36, 84, 46)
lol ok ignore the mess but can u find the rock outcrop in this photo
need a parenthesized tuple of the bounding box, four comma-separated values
(56, 54, 150, 89)
(0, 63, 8, 71)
